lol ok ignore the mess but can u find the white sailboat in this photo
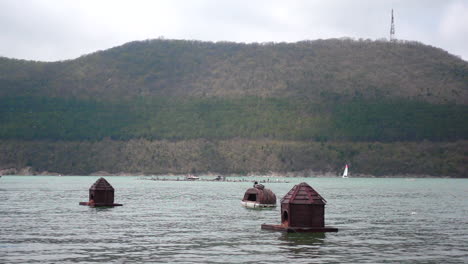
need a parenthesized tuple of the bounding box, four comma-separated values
(342, 164, 349, 178)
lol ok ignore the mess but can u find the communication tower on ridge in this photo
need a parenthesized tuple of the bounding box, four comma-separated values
(390, 9, 396, 42)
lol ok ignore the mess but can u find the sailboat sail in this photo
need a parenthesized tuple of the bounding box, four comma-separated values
(342, 164, 349, 178)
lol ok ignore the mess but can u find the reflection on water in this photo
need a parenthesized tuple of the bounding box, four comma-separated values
(278, 232, 325, 259)
(0, 176, 467, 263)
(279, 232, 326, 246)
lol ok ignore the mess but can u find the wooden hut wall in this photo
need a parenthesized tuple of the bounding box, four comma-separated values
(90, 189, 114, 205)
(290, 204, 324, 227)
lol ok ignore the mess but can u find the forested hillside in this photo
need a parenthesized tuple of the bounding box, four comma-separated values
(0, 96, 466, 142)
(0, 39, 467, 176)
(1, 38, 467, 103)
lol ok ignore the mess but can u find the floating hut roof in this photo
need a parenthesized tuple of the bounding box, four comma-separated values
(90, 177, 114, 191)
(243, 184, 276, 205)
(281, 182, 326, 205)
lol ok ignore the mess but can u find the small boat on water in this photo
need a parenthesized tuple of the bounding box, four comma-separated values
(342, 164, 349, 178)
(241, 183, 277, 208)
(186, 175, 200, 180)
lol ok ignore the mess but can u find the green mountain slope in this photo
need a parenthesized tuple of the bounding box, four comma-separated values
(0, 96, 467, 142)
(0, 38, 467, 176)
(1, 38, 467, 103)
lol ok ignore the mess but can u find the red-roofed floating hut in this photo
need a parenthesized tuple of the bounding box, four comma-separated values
(241, 184, 276, 208)
(79, 177, 122, 207)
(261, 182, 337, 232)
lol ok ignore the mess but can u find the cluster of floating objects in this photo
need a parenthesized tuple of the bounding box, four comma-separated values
(240, 181, 338, 232)
(145, 175, 290, 183)
(79, 177, 337, 233)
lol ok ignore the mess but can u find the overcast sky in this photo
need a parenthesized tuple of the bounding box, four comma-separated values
(1, 0, 467, 61)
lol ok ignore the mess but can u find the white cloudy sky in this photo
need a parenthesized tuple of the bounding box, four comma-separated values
(1, 0, 467, 61)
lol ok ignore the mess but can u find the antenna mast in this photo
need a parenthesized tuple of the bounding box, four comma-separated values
(390, 9, 396, 42)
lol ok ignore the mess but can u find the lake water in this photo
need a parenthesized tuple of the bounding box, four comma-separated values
(0, 176, 467, 263)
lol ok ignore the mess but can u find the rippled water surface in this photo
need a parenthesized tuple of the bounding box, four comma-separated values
(1, 176, 467, 263)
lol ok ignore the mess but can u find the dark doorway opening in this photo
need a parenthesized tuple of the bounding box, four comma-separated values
(282, 211, 289, 225)
(247, 194, 257, 201)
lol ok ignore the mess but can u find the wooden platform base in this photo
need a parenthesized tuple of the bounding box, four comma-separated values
(261, 224, 338, 233)
(241, 201, 276, 209)
(79, 202, 123, 207)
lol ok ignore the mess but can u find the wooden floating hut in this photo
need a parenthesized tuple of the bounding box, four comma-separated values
(261, 182, 337, 232)
(241, 183, 277, 208)
(79, 177, 122, 207)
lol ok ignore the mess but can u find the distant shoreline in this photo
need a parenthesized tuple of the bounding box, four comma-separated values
(0, 168, 456, 178)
